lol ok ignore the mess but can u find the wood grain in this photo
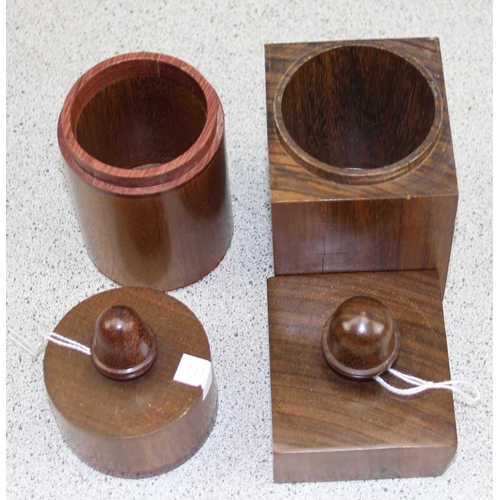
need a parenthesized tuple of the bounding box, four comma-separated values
(267, 270, 456, 483)
(58, 52, 233, 291)
(44, 287, 217, 478)
(265, 39, 458, 295)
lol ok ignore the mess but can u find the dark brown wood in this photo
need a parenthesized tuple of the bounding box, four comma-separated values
(44, 287, 217, 478)
(265, 39, 458, 295)
(322, 296, 401, 380)
(91, 305, 157, 380)
(267, 270, 456, 483)
(58, 52, 233, 291)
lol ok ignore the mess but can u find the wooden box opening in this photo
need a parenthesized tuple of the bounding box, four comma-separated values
(275, 45, 442, 183)
(74, 66, 208, 170)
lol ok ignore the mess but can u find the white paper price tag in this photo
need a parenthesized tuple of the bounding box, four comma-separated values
(173, 353, 213, 400)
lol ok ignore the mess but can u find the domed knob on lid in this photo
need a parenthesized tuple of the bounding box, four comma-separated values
(91, 305, 157, 380)
(321, 296, 401, 380)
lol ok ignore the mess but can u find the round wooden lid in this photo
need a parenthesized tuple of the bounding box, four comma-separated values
(44, 287, 217, 478)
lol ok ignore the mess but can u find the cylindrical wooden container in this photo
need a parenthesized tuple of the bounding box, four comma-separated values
(58, 52, 233, 291)
(44, 287, 217, 478)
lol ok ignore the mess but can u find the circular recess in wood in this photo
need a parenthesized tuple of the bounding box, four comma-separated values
(44, 287, 217, 478)
(274, 43, 442, 184)
(322, 295, 401, 379)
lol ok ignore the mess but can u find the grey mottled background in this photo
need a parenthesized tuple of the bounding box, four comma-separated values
(6, 1, 492, 498)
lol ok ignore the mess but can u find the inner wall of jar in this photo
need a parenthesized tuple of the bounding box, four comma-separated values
(281, 46, 436, 170)
(76, 75, 207, 169)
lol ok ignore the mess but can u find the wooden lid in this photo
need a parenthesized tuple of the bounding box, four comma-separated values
(267, 270, 456, 483)
(44, 287, 217, 478)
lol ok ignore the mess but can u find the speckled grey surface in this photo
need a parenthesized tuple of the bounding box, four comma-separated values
(6, 1, 492, 498)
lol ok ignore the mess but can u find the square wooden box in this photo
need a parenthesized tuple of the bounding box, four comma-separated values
(267, 270, 457, 483)
(265, 38, 458, 295)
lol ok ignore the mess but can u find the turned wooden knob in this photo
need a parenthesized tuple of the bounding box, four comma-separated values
(322, 296, 401, 380)
(91, 305, 157, 380)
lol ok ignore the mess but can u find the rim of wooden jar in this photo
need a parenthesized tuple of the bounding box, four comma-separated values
(58, 52, 224, 194)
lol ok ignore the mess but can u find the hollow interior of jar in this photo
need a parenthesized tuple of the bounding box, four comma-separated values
(75, 74, 207, 169)
(280, 46, 436, 170)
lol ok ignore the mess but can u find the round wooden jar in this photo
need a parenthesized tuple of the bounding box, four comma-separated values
(58, 52, 233, 290)
(44, 287, 217, 478)
(274, 43, 442, 184)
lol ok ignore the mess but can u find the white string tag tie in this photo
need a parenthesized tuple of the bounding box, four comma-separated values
(9, 329, 91, 359)
(374, 368, 480, 405)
